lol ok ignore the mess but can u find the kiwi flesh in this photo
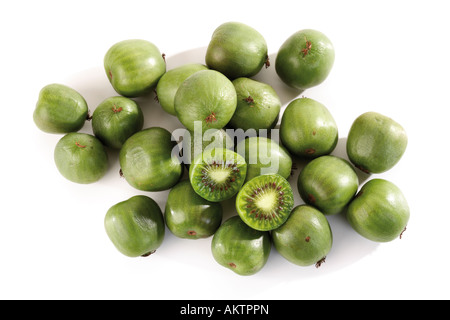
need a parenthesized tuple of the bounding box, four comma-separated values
(236, 174, 294, 231)
(189, 148, 247, 202)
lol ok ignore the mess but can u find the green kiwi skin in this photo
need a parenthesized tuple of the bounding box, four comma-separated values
(280, 97, 338, 159)
(91, 96, 144, 149)
(189, 148, 247, 202)
(174, 69, 237, 133)
(236, 174, 294, 231)
(228, 77, 281, 131)
(211, 215, 271, 276)
(104, 39, 166, 97)
(205, 22, 268, 80)
(33, 83, 88, 134)
(272, 205, 333, 267)
(104, 195, 165, 258)
(275, 29, 335, 90)
(297, 155, 359, 215)
(156, 63, 209, 116)
(346, 111, 407, 174)
(347, 179, 410, 242)
(119, 127, 183, 192)
(164, 180, 223, 239)
(54, 132, 108, 184)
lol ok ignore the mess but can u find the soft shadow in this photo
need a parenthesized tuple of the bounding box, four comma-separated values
(221, 196, 239, 222)
(323, 211, 380, 271)
(60, 47, 380, 280)
(164, 46, 208, 69)
(63, 47, 211, 137)
(62, 66, 118, 121)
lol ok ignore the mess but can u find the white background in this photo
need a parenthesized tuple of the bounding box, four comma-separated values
(1, 0, 449, 300)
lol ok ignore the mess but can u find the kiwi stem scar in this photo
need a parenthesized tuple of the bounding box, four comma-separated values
(265, 55, 270, 68)
(205, 112, 217, 125)
(400, 226, 407, 239)
(308, 193, 316, 204)
(315, 257, 326, 268)
(141, 250, 156, 257)
(301, 38, 312, 56)
(244, 96, 255, 107)
(112, 105, 123, 113)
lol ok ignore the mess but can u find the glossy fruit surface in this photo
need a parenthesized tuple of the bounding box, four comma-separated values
(347, 179, 410, 242)
(189, 148, 247, 202)
(276, 29, 335, 90)
(33, 83, 88, 134)
(174, 70, 237, 132)
(104, 39, 166, 97)
(280, 97, 338, 158)
(236, 174, 294, 231)
(228, 77, 281, 131)
(205, 22, 268, 79)
(156, 63, 209, 116)
(92, 96, 144, 149)
(272, 205, 332, 267)
(236, 136, 292, 182)
(297, 155, 358, 215)
(54, 132, 108, 184)
(164, 180, 223, 239)
(211, 215, 271, 276)
(119, 127, 183, 191)
(104, 195, 165, 257)
(346, 111, 408, 173)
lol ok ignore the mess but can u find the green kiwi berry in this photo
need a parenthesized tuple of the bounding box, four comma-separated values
(189, 148, 247, 202)
(347, 179, 410, 242)
(346, 111, 408, 174)
(236, 174, 294, 231)
(174, 69, 237, 133)
(156, 63, 209, 116)
(228, 77, 281, 131)
(297, 155, 359, 215)
(164, 180, 223, 239)
(211, 215, 271, 276)
(272, 205, 332, 267)
(205, 21, 268, 79)
(280, 97, 338, 158)
(275, 29, 335, 90)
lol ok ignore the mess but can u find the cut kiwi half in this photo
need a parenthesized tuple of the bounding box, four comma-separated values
(236, 174, 294, 231)
(189, 148, 247, 202)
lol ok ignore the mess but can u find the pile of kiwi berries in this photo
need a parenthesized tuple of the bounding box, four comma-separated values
(33, 21, 410, 276)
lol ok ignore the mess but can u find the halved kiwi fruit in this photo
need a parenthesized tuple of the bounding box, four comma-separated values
(189, 148, 247, 202)
(236, 174, 294, 231)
